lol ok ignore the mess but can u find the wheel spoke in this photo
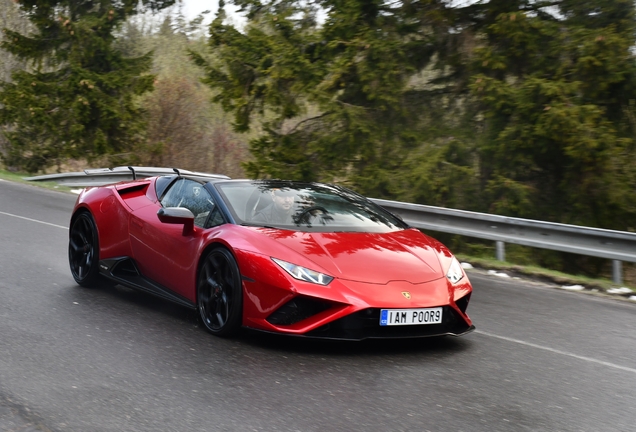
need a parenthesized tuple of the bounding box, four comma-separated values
(215, 312, 225, 327)
(81, 217, 90, 234)
(221, 291, 229, 317)
(208, 255, 222, 272)
(199, 288, 211, 306)
(69, 238, 81, 253)
(84, 250, 92, 268)
(207, 277, 217, 289)
(222, 266, 233, 288)
(203, 262, 212, 282)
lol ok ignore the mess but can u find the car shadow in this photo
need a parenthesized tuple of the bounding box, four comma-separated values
(238, 328, 474, 357)
(82, 282, 474, 358)
(82, 282, 199, 323)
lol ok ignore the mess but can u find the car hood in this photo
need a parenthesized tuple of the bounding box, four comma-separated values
(256, 228, 444, 284)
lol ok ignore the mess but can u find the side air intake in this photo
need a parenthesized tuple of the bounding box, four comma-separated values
(266, 296, 332, 326)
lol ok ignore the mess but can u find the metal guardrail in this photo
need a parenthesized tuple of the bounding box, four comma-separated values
(24, 168, 635, 284)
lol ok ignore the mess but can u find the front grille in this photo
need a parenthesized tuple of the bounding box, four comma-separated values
(306, 306, 472, 340)
(266, 296, 332, 326)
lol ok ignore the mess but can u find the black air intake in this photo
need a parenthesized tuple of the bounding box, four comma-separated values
(267, 296, 332, 326)
(455, 293, 471, 314)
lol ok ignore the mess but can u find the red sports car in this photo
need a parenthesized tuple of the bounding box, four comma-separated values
(68, 169, 474, 340)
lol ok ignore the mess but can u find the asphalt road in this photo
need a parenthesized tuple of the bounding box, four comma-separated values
(1, 179, 635, 432)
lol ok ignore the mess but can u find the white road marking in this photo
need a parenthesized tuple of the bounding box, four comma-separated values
(0, 210, 68, 230)
(476, 330, 636, 374)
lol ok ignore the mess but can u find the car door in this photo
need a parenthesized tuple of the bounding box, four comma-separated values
(129, 178, 222, 300)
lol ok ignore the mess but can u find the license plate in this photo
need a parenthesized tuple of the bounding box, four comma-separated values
(380, 307, 443, 326)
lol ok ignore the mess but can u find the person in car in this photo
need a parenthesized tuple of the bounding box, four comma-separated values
(252, 189, 296, 224)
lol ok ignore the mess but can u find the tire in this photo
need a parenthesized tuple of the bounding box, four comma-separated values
(68, 211, 101, 287)
(197, 247, 243, 336)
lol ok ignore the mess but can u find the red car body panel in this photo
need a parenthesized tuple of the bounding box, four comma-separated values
(71, 175, 474, 339)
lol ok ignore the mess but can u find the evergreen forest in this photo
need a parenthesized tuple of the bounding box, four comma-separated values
(2, 0, 636, 278)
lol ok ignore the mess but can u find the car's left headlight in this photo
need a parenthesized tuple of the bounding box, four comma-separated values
(446, 257, 464, 284)
(272, 258, 334, 286)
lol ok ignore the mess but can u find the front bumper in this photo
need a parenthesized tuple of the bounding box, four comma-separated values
(304, 306, 475, 340)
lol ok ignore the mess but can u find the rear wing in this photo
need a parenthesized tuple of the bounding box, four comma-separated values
(24, 166, 230, 187)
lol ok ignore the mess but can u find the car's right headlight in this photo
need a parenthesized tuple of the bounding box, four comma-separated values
(446, 257, 464, 284)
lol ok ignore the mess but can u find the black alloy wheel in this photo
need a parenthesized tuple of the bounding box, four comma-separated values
(197, 247, 243, 336)
(68, 211, 100, 287)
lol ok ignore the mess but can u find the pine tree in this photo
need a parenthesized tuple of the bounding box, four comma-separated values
(467, 0, 636, 229)
(0, 0, 175, 172)
(192, 0, 450, 191)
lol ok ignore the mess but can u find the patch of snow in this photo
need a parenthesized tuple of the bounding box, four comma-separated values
(607, 287, 633, 295)
(487, 270, 510, 278)
(71, 189, 83, 194)
(561, 285, 585, 291)
(629, 296, 636, 302)
(460, 262, 473, 269)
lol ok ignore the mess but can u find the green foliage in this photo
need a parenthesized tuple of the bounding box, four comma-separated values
(192, 0, 446, 189)
(0, 0, 175, 172)
(469, 2, 636, 229)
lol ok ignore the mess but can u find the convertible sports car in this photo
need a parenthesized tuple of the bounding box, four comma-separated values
(68, 167, 474, 340)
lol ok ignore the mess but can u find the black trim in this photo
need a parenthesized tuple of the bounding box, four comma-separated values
(155, 175, 178, 201)
(266, 296, 332, 326)
(99, 257, 196, 309)
(305, 307, 474, 340)
(455, 293, 471, 315)
(245, 325, 475, 342)
(204, 182, 237, 225)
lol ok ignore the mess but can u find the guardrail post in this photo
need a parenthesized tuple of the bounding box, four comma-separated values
(612, 260, 623, 285)
(496, 241, 505, 262)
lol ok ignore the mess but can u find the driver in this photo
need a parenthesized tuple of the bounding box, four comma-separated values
(252, 188, 296, 224)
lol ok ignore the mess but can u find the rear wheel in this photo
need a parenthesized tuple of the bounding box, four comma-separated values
(68, 212, 100, 287)
(197, 247, 243, 336)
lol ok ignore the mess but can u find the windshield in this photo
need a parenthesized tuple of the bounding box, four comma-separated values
(214, 181, 407, 233)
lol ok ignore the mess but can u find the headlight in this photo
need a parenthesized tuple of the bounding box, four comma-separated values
(272, 258, 334, 286)
(446, 257, 464, 284)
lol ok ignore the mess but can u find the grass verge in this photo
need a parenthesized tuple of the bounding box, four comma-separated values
(456, 254, 635, 295)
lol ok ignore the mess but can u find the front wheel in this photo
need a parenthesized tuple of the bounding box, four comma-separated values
(68, 211, 100, 287)
(197, 247, 243, 337)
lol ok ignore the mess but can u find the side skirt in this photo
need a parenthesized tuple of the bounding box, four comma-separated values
(99, 257, 197, 310)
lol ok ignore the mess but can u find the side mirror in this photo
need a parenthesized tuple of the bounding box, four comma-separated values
(157, 207, 195, 236)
